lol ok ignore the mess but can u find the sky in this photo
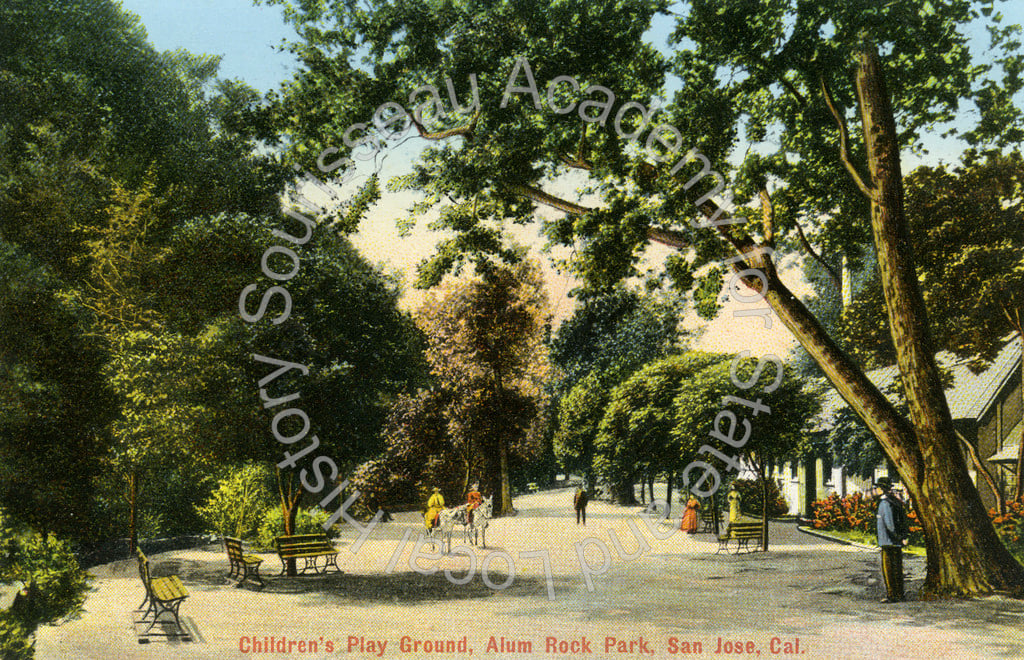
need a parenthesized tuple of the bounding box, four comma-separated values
(117, 0, 1023, 358)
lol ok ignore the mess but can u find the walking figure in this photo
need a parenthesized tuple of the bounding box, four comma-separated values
(573, 485, 589, 525)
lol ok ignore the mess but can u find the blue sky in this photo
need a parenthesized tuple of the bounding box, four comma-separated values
(119, 0, 298, 93)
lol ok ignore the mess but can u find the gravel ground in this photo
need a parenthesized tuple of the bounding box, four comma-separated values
(34, 487, 1024, 659)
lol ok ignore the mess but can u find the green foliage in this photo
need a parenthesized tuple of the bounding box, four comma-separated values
(256, 506, 337, 550)
(0, 511, 89, 634)
(840, 149, 1024, 368)
(596, 351, 729, 502)
(671, 356, 818, 475)
(0, 612, 33, 660)
(728, 478, 789, 518)
(549, 286, 686, 484)
(195, 463, 275, 539)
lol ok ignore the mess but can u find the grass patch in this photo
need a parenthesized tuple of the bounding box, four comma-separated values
(805, 527, 926, 556)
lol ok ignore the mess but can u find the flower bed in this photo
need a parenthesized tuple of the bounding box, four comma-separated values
(813, 491, 1024, 557)
(811, 491, 924, 546)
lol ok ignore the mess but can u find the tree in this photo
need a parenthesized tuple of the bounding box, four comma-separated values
(596, 352, 726, 505)
(264, 0, 1024, 596)
(412, 260, 552, 515)
(840, 150, 1024, 500)
(549, 286, 685, 485)
(673, 356, 818, 550)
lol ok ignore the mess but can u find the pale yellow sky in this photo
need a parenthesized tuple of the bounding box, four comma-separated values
(303, 152, 807, 360)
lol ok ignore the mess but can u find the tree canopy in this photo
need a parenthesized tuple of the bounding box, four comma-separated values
(265, 0, 1024, 596)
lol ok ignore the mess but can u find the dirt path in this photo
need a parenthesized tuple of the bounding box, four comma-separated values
(35, 488, 1024, 659)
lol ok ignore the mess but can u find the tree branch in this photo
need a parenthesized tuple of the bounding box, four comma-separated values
(793, 217, 842, 290)
(508, 183, 591, 215)
(820, 76, 876, 200)
(411, 110, 480, 140)
(646, 226, 690, 250)
(955, 429, 1004, 514)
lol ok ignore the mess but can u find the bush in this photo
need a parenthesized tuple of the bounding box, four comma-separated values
(990, 498, 1024, 564)
(256, 506, 337, 550)
(0, 612, 33, 660)
(811, 491, 925, 546)
(195, 463, 274, 540)
(730, 478, 789, 518)
(0, 509, 89, 660)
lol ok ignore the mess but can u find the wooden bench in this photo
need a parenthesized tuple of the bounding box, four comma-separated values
(223, 537, 264, 587)
(135, 549, 190, 640)
(698, 506, 720, 534)
(715, 520, 765, 554)
(274, 533, 340, 575)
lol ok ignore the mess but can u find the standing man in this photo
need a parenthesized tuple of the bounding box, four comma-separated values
(573, 484, 589, 525)
(874, 477, 909, 603)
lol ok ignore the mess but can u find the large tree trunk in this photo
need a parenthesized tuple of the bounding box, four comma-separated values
(853, 45, 1024, 597)
(277, 469, 301, 576)
(709, 44, 1024, 597)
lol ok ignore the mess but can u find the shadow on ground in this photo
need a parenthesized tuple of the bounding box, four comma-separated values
(151, 556, 574, 605)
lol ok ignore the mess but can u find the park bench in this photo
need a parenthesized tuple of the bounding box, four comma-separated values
(223, 537, 264, 588)
(274, 533, 340, 575)
(698, 506, 720, 534)
(135, 548, 190, 641)
(715, 520, 765, 554)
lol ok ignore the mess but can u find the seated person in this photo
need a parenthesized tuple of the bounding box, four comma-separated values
(424, 487, 445, 530)
(466, 482, 482, 523)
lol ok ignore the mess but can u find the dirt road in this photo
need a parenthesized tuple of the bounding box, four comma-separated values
(35, 487, 1024, 659)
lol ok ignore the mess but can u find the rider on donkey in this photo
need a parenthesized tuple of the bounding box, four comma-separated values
(466, 482, 482, 524)
(424, 486, 445, 531)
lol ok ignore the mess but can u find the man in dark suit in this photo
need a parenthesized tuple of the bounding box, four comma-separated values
(874, 476, 909, 603)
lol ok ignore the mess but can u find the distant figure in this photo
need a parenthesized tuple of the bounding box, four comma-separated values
(680, 494, 701, 534)
(727, 484, 742, 522)
(573, 486, 589, 525)
(424, 487, 445, 530)
(466, 482, 482, 524)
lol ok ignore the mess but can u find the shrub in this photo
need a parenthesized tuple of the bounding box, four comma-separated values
(0, 612, 32, 660)
(990, 498, 1024, 564)
(195, 463, 274, 540)
(256, 506, 338, 550)
(811, 491, 925, 546)
(0, 508, 89, 659)
(730, 478, 789, 518)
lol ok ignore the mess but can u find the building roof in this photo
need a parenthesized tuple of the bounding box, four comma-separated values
(814, 337, 1021, 430)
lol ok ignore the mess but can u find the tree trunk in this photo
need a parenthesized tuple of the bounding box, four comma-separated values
(758, 461, 770, 552)
(665, 472, 674, 519)
(853, 45, 1023, 597)
(277, 469, 301, 576)
(708, 44, 1024, 596)
(128, 470, 138, 555)
(1015, 332, 1024, 502)
(499, 437, 512, 515)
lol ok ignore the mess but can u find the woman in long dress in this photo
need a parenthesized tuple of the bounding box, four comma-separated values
(679, 494, 701, 533)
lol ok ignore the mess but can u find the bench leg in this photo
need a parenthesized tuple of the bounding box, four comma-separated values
(322, 554, 341, 574)
(244, 563, 265, 587)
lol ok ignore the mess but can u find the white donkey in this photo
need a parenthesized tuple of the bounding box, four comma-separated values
(433, 504, 467, 555)
(433, 495, 493, 554)
(465, 495, 492, 549)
